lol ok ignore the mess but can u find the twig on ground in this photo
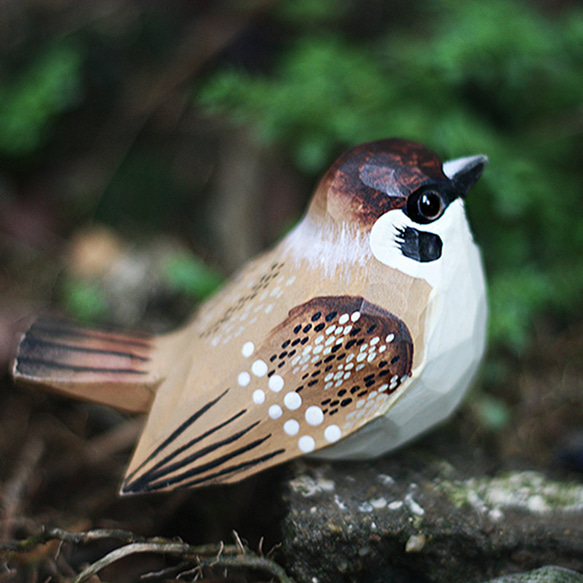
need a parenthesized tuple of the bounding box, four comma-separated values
(1, 527, 295, 583)
(232, 529, 246, 555)
(0, 438, 45, 542)
(72, 541, 193, 583)
(0, 527, 141, 553)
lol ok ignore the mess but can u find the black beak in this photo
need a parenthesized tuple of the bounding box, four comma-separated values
(443, 154, 488, 198)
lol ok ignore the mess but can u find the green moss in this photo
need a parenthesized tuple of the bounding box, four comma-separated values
(438, 471, 583, 514)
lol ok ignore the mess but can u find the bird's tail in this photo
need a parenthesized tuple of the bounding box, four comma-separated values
(11, 317, 163, 412)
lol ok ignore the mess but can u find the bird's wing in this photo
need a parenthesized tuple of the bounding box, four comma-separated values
(121, 295, 413, 493)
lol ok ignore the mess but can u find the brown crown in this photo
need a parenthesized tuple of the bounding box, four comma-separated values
(308, 139, 447, 229)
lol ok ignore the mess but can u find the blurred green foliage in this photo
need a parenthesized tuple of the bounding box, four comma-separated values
(0, 42, 82, 156)
(0, 0, 582, 354)
(163, 252, 224, 301)
(198, 0, 583, 351)
(61, 276, 109, 323)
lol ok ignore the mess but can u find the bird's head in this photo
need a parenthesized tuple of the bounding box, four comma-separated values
(306, 138, 487, 284)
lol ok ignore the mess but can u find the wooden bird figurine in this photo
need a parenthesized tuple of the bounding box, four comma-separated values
(12, 139, 488, 494)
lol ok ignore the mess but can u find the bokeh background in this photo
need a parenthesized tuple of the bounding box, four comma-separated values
(0, 0, 582, 579)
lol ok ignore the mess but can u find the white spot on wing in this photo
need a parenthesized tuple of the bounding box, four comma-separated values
(284, 419, 299, 435)
(269, 375, 285, 392)
(305, 406, 324, 426)
(253, 389, 265, 404)
(238, 372, 251, 386)
(284, 392, 302, 410)
(324, 425, 342, 443)
(242, 341, 255, 357)
(251, 359, 268, 377)
(298, 435, 315, 453)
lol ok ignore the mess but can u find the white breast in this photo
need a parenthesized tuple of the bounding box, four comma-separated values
(315, 199, 487, 459)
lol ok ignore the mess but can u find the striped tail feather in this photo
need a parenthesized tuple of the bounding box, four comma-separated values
(12, 317, 162, 412)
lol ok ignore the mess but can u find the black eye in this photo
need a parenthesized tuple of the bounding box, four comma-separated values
(418, 191, 444, 219)
(407, 189, 446, 224)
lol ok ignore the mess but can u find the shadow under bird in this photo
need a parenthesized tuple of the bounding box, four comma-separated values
(12, 138, 488, 494)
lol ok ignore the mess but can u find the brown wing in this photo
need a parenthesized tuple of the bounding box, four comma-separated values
(121, 296, 413, 494)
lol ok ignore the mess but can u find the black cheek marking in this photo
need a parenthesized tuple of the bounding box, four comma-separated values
(314, 360, 323, 367)
(391, 355, 400, 364)
(311, 370, 321, 377)
(330, 400, 340, 406)
(350, 385, 361, 394)
(288, 349, 296, 357)
(293, 325, 302, 334)
(349, 327, 361, 336)
(302, 373, 309, 380)
(325, 365, 333, 372)
(329, 408, 339, 416)
(307, 380, 318, 387)
(296, 385, 304, 392)
(281, 340, 290, 349)
(337, 389, 347, 397)
(379, 360, 388, 368)
(311, 311, 322, 322)
(336, 353, 346, 360)
(356, 339, 365, 346)
(357, 389, 368, 397)
(291, 338, 301, 346)
(321, 398, 331, 405)
(270, 354, 277, 362)
(268, 370, 275, 377)
(303, 323, 312, 333)
(324, 355, 335, 363)
(300, 337, 309, 345)
(397, 226, 443, 263)
(345, 339, 357, 349)
(365, 380, 376, 388)
(364, 373, 375, 383)
(278, 362, 286, 368)
(367, 324, 377, 333)
(279, 351, 288, 358)
(314, 323, 325, 332)
(331, 344, 342, 353)
(340, 398, 353, 407)
(379, 369, 391, 377)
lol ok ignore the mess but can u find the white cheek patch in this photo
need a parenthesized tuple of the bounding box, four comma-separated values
(369, 199, 470, 290)
(370, 210, 425, 280)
